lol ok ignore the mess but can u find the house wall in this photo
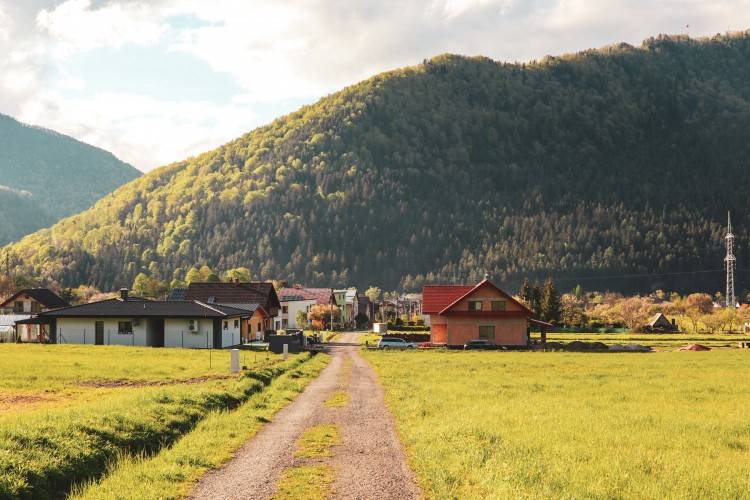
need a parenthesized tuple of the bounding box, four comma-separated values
(163, 317, 241, 348)
(4, 296, 45, 314)
(275, 299, 316, 329)
(445, 316, 528, 346)
(57, 317, 151, 346)
(247, 310, 266, 341)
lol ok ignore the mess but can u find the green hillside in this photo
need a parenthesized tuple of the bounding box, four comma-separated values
(3, 32, 750, 293)
(0, 114, 140, 245)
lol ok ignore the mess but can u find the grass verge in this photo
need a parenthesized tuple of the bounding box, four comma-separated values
(71, 353, 330, 500)
(0, 353, 313, 499)
(324, 391, 349, 408)
(272, 465, 334, 500)
(294, 424, 340, 458)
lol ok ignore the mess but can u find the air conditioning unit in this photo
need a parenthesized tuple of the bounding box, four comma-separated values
(188, 319, 198, 332)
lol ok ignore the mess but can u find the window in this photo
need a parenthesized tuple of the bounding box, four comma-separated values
(282, 306, 288, 313)
(223, 320, 228, 330)
(491, 300, 506, 312)
(13, 301, 23, 313)
(468, 300, 483, 311)
(234, 319, 239, 328)
(30, 302, 41, 313)
(479, 325, 495, 340)
(118, 321, 133, 335)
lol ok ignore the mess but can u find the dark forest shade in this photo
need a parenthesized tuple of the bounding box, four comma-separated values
(0, 114, 140, 244)
(3, 32, 750, 294)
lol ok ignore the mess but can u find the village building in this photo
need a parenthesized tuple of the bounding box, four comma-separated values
(423, 277, 550, 347)
(334, 288, 359, 329)
(646, 312, 679, 333)
(274, 287, 335, 330)
(0, 288, 70, 342)
(31, 288, 252, 348)
(178, 282, 280, 341)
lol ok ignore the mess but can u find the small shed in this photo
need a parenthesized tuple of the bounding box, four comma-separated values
(647, 313, 678, 333)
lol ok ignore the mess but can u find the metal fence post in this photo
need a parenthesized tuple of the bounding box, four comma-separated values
(181, 330, 184, 348)
(84, 328, 86, 345)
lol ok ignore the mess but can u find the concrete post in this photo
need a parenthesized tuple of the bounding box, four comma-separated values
(283, 343, 288, 360)
(230, 349, 240, 373)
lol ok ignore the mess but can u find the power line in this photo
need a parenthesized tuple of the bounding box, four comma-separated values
(552, 269, 725, 283)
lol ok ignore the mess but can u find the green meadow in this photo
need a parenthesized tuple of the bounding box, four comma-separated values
(364, 349, 750, 499)
(0, 344, 322, 498)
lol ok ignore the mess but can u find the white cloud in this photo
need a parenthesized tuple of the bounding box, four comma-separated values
(2, 0, 750, 172)
(0, 4, 10, 41)
(36, 0, 165, 56)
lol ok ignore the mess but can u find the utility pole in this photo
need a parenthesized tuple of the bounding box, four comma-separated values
(725, 211, 736, 308)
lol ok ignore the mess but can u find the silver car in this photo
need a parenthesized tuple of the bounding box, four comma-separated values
(377, 337, 417, 350)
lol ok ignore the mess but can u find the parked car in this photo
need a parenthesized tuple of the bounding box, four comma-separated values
(377, 337, 417, 350)
(463, 339, 501, 350)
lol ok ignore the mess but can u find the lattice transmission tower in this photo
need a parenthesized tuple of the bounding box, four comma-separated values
(725, 211, 736, 308)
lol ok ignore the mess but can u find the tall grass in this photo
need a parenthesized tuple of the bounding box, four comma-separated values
(364, 350, 750, 499)
(71, 354, 330, 499)
(0, 353, 313, 498)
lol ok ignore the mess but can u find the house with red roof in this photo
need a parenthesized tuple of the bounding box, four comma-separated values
(423, 276, 550, 347)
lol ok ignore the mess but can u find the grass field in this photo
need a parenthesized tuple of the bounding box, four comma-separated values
(364, 349, 750, 499)
(71, 354, 330, 499)
(0, 344, 319, 498)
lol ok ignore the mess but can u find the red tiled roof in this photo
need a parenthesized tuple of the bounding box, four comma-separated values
(423, 279, 533, 316)
(422, 285, 474, 314)
(278, 287, 333, 305)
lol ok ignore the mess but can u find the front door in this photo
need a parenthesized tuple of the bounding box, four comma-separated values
(95, 321, 104, 345)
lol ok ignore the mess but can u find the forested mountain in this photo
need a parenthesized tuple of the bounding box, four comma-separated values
(3, 32, 750, 294)
(0, 114, 140, 244)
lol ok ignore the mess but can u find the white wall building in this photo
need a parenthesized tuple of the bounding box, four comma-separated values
(32, 289, 248, 349)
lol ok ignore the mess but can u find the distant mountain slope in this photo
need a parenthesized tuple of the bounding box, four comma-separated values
(3, 32, 750, 293)
(0, 114, 140, 244)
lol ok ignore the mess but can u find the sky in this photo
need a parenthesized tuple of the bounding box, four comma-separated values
(1, 1, 749, 172)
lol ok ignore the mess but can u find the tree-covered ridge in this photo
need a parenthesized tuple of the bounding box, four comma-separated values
(3, 32, 750, 293)
(0, 114, 140, 245)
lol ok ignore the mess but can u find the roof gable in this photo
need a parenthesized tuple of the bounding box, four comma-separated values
(423, 280, 532, 316)
(0, 288, 70, 309)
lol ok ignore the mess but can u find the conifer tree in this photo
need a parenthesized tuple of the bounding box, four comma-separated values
(519, 278, 533, 307)
(540, 277, 561, 324)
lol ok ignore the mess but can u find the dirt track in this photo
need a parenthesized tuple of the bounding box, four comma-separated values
(189, 333, 421, 499)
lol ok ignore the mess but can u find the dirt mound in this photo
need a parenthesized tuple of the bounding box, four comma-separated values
(677, 344, 711, 352)
(563, 341, 609, 351)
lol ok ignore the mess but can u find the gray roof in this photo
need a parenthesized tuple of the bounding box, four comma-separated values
(36, 299, 250, 319)
(167, 288, 186, 300)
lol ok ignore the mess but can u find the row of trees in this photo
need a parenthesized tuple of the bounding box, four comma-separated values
(549, 288, 749, 333)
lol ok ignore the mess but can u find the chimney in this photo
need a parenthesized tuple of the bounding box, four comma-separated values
(484, 272, 490, 281)
(119, 288, 129, 301)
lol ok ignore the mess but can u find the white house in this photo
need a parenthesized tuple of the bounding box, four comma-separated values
(30, 289, 249, 348)
(274, 287, 336, 330)
(0, 288, 70, 342)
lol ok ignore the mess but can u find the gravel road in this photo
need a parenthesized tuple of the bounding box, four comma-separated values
(189, 333, 421, 499)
